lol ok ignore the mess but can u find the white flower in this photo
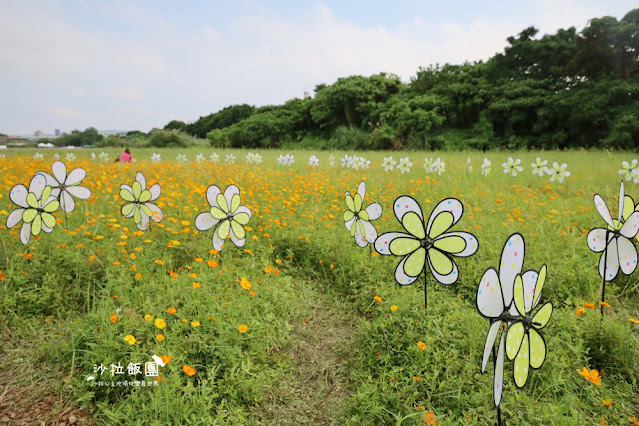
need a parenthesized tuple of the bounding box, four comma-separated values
(151, 153, 162, 163)
(65, 153, 76, 162)
(98, 152, 110, 162)
(176, 154, 188, 163)
(467, 157, 473, 173)
(481, 158, 491, 176)
(210, 153, 220, 163)
(618, 159, 638, 182)
(119, 172, 163, 231)
(433, 157, 446, 175)
(423, 157, 434, 173)
(328, 154, 335, 167)
(502, 157, 523, 177)
(91, 153, 96, 161)
(195, 154, 205, 163)
(546, 162, 571, 183)
(383, 156, 397, 172)
(225, 153, 236, 164)
(54, 153, 60, 160)
(308, 155, 320, 167)
(397, 157, 412, 174)
(6, 174, 60, 245)
(34, 152, 44, 160)
(278, 154, 295, 166)
(531, 158, 548, 176)
(36, 161, 92, 213)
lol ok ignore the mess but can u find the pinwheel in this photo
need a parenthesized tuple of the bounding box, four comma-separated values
(587, 182, 639, 314)
(343, 181, 382, 248)
(36, 161, 92, 225)
(375, 196, 478, 308)
(6, 174, 60, 245)
(119, 172, 163, 231)
(194, 184, 251, 252)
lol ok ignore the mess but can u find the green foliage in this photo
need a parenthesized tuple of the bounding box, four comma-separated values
(55, 127, 104, 147)
(148, 130, 188, 148)
(184, 104, 255, 138)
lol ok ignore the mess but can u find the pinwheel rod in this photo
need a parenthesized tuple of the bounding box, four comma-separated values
(600, 230, 610, 317)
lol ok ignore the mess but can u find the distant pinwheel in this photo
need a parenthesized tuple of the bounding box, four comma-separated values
(119, 172, 163, 231)
(343, 181, 382, 248)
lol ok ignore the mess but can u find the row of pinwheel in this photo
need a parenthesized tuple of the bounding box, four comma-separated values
(6, 161, 252, 253)
(340, 180, 638, 425)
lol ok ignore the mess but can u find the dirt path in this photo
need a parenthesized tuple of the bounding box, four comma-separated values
(257, 282, 358, 425)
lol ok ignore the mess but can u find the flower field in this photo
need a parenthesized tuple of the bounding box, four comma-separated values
(0, 148, 638, 425)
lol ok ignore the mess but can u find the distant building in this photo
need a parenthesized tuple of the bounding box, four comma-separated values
(55, 129, 61, 136)
(34, 130, 43, 137)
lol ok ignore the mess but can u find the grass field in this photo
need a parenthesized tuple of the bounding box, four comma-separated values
(0, 148, 638, 425)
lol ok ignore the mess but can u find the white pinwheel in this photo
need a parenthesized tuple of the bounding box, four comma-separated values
(343, 181, 382, 248)
(328, 154, 335, 167)
(502, 157, 523, 177)
(119, 172, 163, 231)
(194, 184, 251, 251)
(308, 155, 320, 167)
(6, 174, 60, 245)
(546, 162, 571, 183)
(36, 161, 92, 213)
(383, 156, 397, 172)
(618, 159, 638, 182)
(531, 158, 548, 176)
(375, 196, 478, 286)
(587, 181, 639, 282)
(397, 157, 412, 174)
(481, 158, 491, 176)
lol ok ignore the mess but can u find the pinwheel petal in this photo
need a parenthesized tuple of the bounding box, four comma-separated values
(195, 212, 218, 231)
(216, 220, 230, 240)
(9, 184, 29, 208)
(148, 184, 161, 201)
(41, 212, 56, 229)
(345, 194, 355, 212)
(394, 255, 420, 285)
(617, 236, 638, 275)
(402, 211, 426, 239)
(599, 238, 619, 281)
(513, 274, 526, 316)
(146, 203, 163, 222)
(230, 220, 245, 240)
(594, 194, 614, 228)
(212, 231, 224, 251)
(20, 222, 31, 245)
(426, 198, 463, 236)
(393, 195, 423, 223)
(22, 208, 38, 223)
(428, 211, 453, 239)
(427, 249, 458, 284)
(356, 181, 366, 201)
(66, 167, 86, 185)
(506, 322, 524, 360)
(522, 270, 538, 313)
(135, 172, 146, 190)
(354, 221, 368, 247)
(389, 237, 420, 256)
(343, 211, 355, 222)
(52, 161, 67, 183)
(120, 187, 135, 202)
(224, 185, 240, 212)
(216, 193, 228, 213)
(494, 333, 505, 407)
(482, 320, 501, 372)
(620, 211, 639, 239)
(122, 203, 136, 218)
(532, 302, 553, 329)
(206, 185, 221, 208)
(65, 186, 91, 199)
(499, 233, 525, 308)
(235, 206, 252, 220)
(618, 182, 625, 223)
(28, 174, 47, 200)
(529, 328, 547, 369)
(532, 265, 547, 308)
(345, 217, 355, 232)
(36, 172, 58, 187)
(365, 202, 382, 221)
(361, 219, 377, 243)
(60, 191, 75, 212)
(375, 232, 414, 256)
(587, 228, 610, 253)
(131, 181, 142, 199)
(622, 195, 635, 222)
(31, 214, 42, 235)
(477, 268, 503, 318)
(353, 193, 363, 212)
(434, 231, 478, 257)
(7, 209, 24, 228)
(139, 189, 152, 203)
(513, 334, 530, 387)
(230, 228, 245, 247)
(137, 210, 150, 231)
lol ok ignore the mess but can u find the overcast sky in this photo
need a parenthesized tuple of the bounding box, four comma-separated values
(0, 0, 636, 135)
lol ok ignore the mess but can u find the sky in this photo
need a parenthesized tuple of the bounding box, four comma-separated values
(0, 0, 636, 135)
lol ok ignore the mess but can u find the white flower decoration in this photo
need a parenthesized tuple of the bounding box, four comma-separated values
(34, 152, 44, 160)
(53, 153, 60, 160)
(383, 156, 397, 172)
(531, 158, 548, 176)
(618, 159, 638, 182)
(176, 154, 188, 163)
(481, 158, 491, 176)
(210, 153, 220, 163)
(278, 154, 295, 166)
(98, 152, 110, 162)
(308, 155, 320, 167)
(119, 172, 163, 231)
(6, 174, 60, 245)
(194, 184, 252, 251)
(340, 155, 351, 168)
(225, 153, 236, 164)
(343, 181, 382, 248)
(467, 157, 473, 173)
(36, 161, 92, 213)
(65, 153, 76, 162)
(433, 158, 445, 176)
(328, 154, 335, 167)
(195, 154, 205, 163)
(151, 153, 162, 163)
(502, 157, 523, 177)
(398, 157, 412, 174)
(546, 162, 571, 183)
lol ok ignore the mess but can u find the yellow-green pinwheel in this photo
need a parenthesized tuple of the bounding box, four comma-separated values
(119, 172, 163, 231)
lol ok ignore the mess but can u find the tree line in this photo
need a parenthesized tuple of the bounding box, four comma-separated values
(164, 9, 639, 151)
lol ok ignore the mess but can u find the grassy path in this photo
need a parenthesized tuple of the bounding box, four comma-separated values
(256, 281, 358, 424)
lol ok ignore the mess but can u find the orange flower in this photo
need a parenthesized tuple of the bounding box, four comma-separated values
(238, 324, 248, 333)
(584, 303, 595, 309)
(630, 318, 639, 324)
(207, 259, 219, 268)
(575, 307, 585, 316)
(166, 307, 177, 315)
(192, 282, 202, 288)
(425, 411, 437, 424)
(160, 355, 171, 365)
(417, 341, 427, 350)
(578, 367, 602, 385)
(373, 296, 382, 303)
(631, 417, 639, 426)
(183, 364, 196, 376)
(24, 253, 35, 260)
(599, 301, 610, 308)
(110, 313, 118, 324)
(89, 255, 96, 261)
(156, 334, 165, 342)
(194, 257, 203, 262)
(240, 277, 252, 290)
(602, 399, 615, 407)
(264, 265, 274, 273)
(134, 273, 142, 280)
(154, 259, 165, 265)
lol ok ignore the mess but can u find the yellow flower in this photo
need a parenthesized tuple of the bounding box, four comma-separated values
(575, 307, 585, 316)
(390, 305, 398, 312)
(630, 318, 639, 324)
(238, 324, 248, 333)
(124, 335, 136, 345)
(144, 314, 153, 322)
(134, 273, 142, 280)
(156, 334, 165, 342)
(417, 341, 427, 350)
(155, 318, 166, 329)
(373, 295, 382, 303)
(191, 321, 201, 327)
(599, 301, 610, 308)
(192, 282, 202, 288)
(154, 259, 165, 265)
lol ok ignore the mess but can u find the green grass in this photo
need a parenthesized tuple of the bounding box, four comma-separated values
(0, 148, 637, 425)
